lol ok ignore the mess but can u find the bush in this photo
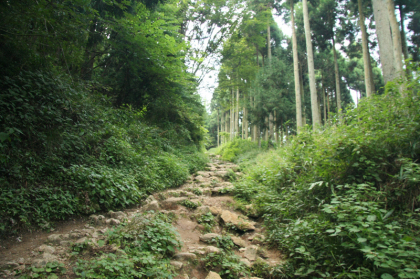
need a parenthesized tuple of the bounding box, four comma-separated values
(0, 71, 207, 235)
(232, 71, 420, 278)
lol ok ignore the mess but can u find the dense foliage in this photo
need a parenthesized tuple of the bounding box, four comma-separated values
(0, 0, 209, 235)
(216, 67, 420, 278)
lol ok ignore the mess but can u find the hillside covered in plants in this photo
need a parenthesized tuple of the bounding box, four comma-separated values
(1, 0, 420, 278)
(0, 0, 210, 235)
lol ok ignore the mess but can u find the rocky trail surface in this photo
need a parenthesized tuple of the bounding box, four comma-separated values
(0, 155, 284, 278)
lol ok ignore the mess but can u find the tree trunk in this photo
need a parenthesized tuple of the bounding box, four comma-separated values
(358, 0, 374, 97)
(372, 0, 397, 84)
(267, 24, 272, 65)
(291, 0, 303, 131)
(257, 125, 261, 148)
(274, 110, 278, 143)
(322, 75, 326, 124)
(280, 118, 284, 146)
(302, 0, 320, 129)
(269, 112, 274, 141)
(333, 37, 342, 119)
(300, 63, 306, 125)
(230, 90, 234, 141)
(244, 105, 248, 139)
(236, 87, 240, 138)
(217, 110, 220, 147)
(327, 89, 330, 116)
(399, 4, 408, 61)
(387, 0, 404, 80)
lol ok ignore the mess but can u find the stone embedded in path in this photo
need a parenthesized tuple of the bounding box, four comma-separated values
(161, 197, 188, 210)
(220, 210, 255, 231)
(214, 171, 229, 179)
(32, 253, 59, 268)
(170, 261, 183, 270)
(205, 246, 221, 254)
(89, 214, 106, 225)
(205, 271, 222, 279)
(37, 245, 55, 254)
(209, 206, 222, 216)
(249, 233, 265, 245)
(144, 200, 160, 212)
(47, 234, 62, 244)
(196, 171, 212, 177)
(243, 245, 259, 261)
(231, 236, 248, 248)
(109, 211, 126, 220)
(199, 233, 221, 243)
(173, 252, 197, 261)
(105, 218, 121, 226)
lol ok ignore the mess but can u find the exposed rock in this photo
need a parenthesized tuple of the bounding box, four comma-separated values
(106, 218, 121, 226)
(3, 262, 18, 269)
(209, 206, 222, 216)
(173, 252, 197, 261)
(199, 233, 221, 243)
(37, 245, 55, 254)
(243, 245, 259, 261)
(161, 197, 188, 210)
(244, 204, 259, 218)
(69, 232, 81, 239)
(231, 236, 247, 248)
(196, 206, 210, 215)
(248, 233, 265, 244)
(205, 246, 220, 254)
(47, 234, 62, 244)
(220, 210, 255, 231)
(17, 258, 25, 265)
(144, 200, 160, 212)
(196, 171, 212, 177)
(89, 214, 107, 225)
(32, 253, 59, 267)
(214, 171, 228, 179)
(170, 261, 183, 270)
(202, 189, 212, 196)
(145, 195, 157, 204)
(110, 211, 126, 220)
(75, 237, 88, 244)
(60, 241, 71, 246)
(205, 271, 222, 279)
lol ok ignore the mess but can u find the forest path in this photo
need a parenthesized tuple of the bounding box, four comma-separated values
(0, 155, 284, 279)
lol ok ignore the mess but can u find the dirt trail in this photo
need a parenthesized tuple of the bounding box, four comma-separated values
(0, 155, 284, 279)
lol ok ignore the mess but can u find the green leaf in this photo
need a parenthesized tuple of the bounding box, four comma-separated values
(357, 238, 367, 243)
(0, 132, 9, 142)
(381, 273, 394, 279)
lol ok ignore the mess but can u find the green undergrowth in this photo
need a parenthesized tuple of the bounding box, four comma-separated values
(228, 73, 420, 278)
(0, 71, 208, 236)
(210, 138, 268, 164)
(73, 212, 181, 278)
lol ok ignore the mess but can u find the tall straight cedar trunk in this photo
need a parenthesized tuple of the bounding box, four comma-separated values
(230, 90, 234, 140)
(236, 87, 239, 138)
(387, 0, 404, 80)
(290, 0, 303, 130)
(221, 111, 225, 144)
(300, 63, 306, 125)
(274, 111, 278, 143)
(217, 110, 220, 147)
(358, 0, 374, 97)
(332, 37, 342, 119)
(372, 0, 397, 84)
(267, 24, 272, 63)
(302, 0, 320, 128)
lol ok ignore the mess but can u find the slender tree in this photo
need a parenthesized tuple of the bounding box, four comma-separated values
(302, 0, 320, 128)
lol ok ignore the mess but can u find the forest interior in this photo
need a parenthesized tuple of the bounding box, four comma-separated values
(0, 0, 420, 278)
